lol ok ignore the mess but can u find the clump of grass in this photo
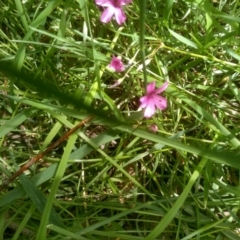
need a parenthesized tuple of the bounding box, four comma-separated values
(0, 0, 240, 239)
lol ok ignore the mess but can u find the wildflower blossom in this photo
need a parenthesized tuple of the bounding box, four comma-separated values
(109, 56, 125, 72)
(95, 0, 132, 25)
(149, 124, 158, 133)
(140, 81, 168, 118)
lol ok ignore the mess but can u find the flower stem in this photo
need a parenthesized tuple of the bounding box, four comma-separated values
(139, 0, 148, 92)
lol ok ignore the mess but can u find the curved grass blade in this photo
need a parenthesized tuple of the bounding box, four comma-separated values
(36, 131, 78, 239)
(19, 173, 65, 228)
(169, 29, 198, 49)
(0, 108, 36, 139)
(145, 158, 208, 239)
(0, 129, 119, 208)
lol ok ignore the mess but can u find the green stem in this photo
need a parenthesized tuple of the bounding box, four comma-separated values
(139, 0, 148, 92)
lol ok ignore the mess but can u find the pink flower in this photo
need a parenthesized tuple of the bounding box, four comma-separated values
(109, 56, 124, 72)
(140, 81, 168, 118)
(95, 0, 132, 25)
(149, 124, 158, 133)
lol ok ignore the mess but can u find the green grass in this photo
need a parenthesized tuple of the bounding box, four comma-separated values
(1, 0, 240, 239)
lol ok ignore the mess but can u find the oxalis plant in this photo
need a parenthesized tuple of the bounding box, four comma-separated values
(0, 0, 240, 239)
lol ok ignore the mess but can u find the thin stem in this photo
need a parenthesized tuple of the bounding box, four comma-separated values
(139, 0, 148, 92)
(0, 116, 94, 191)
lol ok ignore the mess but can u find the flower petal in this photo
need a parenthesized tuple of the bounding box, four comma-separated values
(114, 7, 126, 25)
(100, 6, 115, 23)
(121, 0, 132, 5)
(95, 0, 114, 7)
(140, 81, 168, 118)
(143, 100, 156, 118)
(153, 96, 167, 110)
(109, 56, 124, 72)
(154, 81, 169, 94)
(139, 96, 148, 108)
(146, 81, 156, 94)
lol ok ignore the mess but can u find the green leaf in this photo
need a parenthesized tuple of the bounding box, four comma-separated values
(0, 108, 36, 138)
(19, 173, 65, 228)
(169, 29, 198, 49)
(163, 0, 174, 26)
(145, 158, 208, 239)
(0, 130, 119, 208)
(36, 131, 77, 239)
(226, 48, 240, 62)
